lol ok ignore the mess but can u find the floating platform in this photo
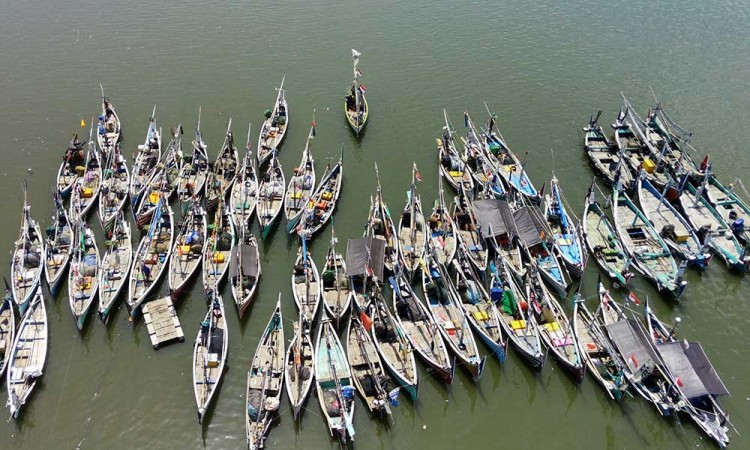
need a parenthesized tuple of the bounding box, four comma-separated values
(142, 296, 185, 350)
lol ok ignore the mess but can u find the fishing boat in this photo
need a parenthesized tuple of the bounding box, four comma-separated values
(193, 290, 229, 424)
(544, 175, 586, 278)
(420, 249, 485, 381)
(44, 191, 73, 296)
(572, 289, 628, 400)
(291, 241, 322, 322)
(230, 224, 261, 319)
(314, 310, 356, 443)
(127, 197, 174, 316)
(389, 273, 454, 383)
(364, 165, 400, 274)
(285, 314, 314, 420)
(168, 201, 207, 296)
(6, 286, 47, 419)
(98, 213, 132, 323)
(130, 107, 161, 207)
(202, 198, 235, 293)
(284, 119, 316, 231)
(451, 248, 507, 364)
(488, 259, 545, 369)
(703, 173, 750, 245)
(611, 108, 667, 190)
(295, 148, 344, 239)
(177, 108, 210, 207)
(346, 236, 385, 311)
(257, 76, 288, 165)
(526, 263, 585, 382)
(483, 105, 540, 204)
(582, 111, 631, 187)
(134, 125, 183, 229)
(67, 220, 99, 330)
(257, 150, 285, 240)
(472, 198, 526, 279)
(0, 284, 15, 379)
(97, 85, 121, 154)
(581, 183, 633, 288)
(612, 186, 687, 298)
(397, 163, 428, 276)
(637, 176, 710, 269)
(11, 187, 45, 314)
(69, 124, 102, 222)
(462, 111, 505, 198)
(98, 142, 130, 232)
(368, 291, 418, 400)
(321, 227, 350, 326)
(437, 109, 474, 193)
(679, 179, 749, 272)
(246, 298, 284, 450)
(229, 123, 259, 230)
(345, 49, 368, 136)
(56, 134, 85, 198)
(452, 185, 488, 273)
(346, 310, 391, 417)
(205, 119, 240, 213)
(427, 176, 457, 265)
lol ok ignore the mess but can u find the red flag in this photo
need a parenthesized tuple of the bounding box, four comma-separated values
(415, 166, 423, 182)
(356, 68, 362, 76)
(627, 292, 641, 305)
(700, 155, 709, 172)
(676, 376, 683, 387)
(359, 84, 366, 92)
(360, 311, 373, 332)
(630, 355, 639, 368)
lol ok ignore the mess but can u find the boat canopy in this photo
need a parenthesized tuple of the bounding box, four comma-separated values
(230, 243, 259, 278)
(473, 199, 517, 238)
(606, 319, 661, 377)
(512, 205, 553, 247)
(657, 341, 729, 399)
(345, 236, 385, 280)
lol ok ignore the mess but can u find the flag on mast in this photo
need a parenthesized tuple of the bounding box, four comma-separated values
(414, 164, 423, 182)
(352, 49, 361, 65)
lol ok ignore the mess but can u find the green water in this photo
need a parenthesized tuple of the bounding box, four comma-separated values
(1, 0, 749, 448)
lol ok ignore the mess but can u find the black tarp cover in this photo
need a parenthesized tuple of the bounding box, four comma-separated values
(657, 341, 729, 399)
(345, 236, 385, 280)
(230, 242, 259, 278)
(606, 319, 662, 378)
(472, 199, 517, 238)
(512, 205, 553, 247)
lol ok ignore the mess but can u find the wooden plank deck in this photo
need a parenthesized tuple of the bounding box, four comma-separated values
(142, 296, 184, 350)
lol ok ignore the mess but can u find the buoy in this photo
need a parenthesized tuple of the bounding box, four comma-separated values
(80, 119, 86, 128)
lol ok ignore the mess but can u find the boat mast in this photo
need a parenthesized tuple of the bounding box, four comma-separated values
(352, 49, 361, 128)
(323, 318, 352, 440)
(409, 163, 417, 263)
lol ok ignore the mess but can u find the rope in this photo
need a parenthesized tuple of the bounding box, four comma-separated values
(47, 332, 79, 442)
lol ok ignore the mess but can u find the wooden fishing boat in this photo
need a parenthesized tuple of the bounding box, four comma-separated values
(202, 199, 235, 293)
(11, 188, 45, 315)
(97, 85, 121, 154)
(134, 125, 183, 229)
(389, 273, 454, 383)
(6, 286, 47, 419)
(205, 119, 240, 213)
(257, 150, 285, 240)
(0, 284, 15, 379)
(230, 224, 261, 319)
(420, 249, 485, 381)
(452, 248, 507, 364)
(397, 164, 428, 276)
(98, 142, 130, 232)
(295, 148, 344, 239)
(291, 242, 322, 323)
(69, 125, 103, 222)
(612, 187, 687, 298)
(345, 49, 368, 136)
(346, 310, 391, 417)
(314, 310, 356, 443)
(168, 201, 206, 296)
(703, 173, 750, 245)
(285, 315, 314, 420)
(462, 111, 505, 198)
(364, 165, 400, 274)
(637, 176, 710, 269)
(193, 291, 229, 424)
(526, 263, 585, 382)
(452, 185, 488, 273)
(284, 119, 316, 232)
(98, 213, 132, 323)
(67, 221, 99, 330)
(582, 111, 629, 187)
(611, 108, 666, 190)
(437, 109, 474, 193)
(127, 198, 174, 316)
(679, 179, 749, 272)
(581, 183, 633, 288)
(488, 259, 545, 369)
(427, 176, 457, 265)
(544, 175, 586, 278)
(473, 198, 526, 280)
(245, 298, 284, 450)
(45, 191, 73, 296)
(229, 123, 259, 230)
(321, 227, 350, 326)
(257, 76, 288, 165)
(177, 108, 210, 207)
(56, 134, 85, 198)
(130, 107, 161, 207)
(368, 292, 418, 400)
(483, 104, 540, 204)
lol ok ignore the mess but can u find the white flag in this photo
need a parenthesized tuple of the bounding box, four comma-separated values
(352, 48, 361, 64)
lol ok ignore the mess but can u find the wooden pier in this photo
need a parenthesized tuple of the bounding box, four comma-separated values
(142, 296, 185, 350)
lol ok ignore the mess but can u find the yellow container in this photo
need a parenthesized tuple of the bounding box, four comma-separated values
(213, 252, 225, 264)
(81, 187, 94, 198)
(545, 322, 560, 332)
(448, 170, 463, 178)
(511, 319, 526, 330)
(149, 192, 160, 205)
(643, 158, 656, 174)
(321, 191, 333, 201)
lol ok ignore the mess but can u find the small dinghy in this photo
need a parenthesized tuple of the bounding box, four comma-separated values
(98, 213, 132, 323)
(168, 200, 207, 296)
(285, 314, 314, 421)
(45, 191, 73, 296)
(344, 49, 368, 136)
(257, 77, 289, 165)
(193, 289, 228, 424)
